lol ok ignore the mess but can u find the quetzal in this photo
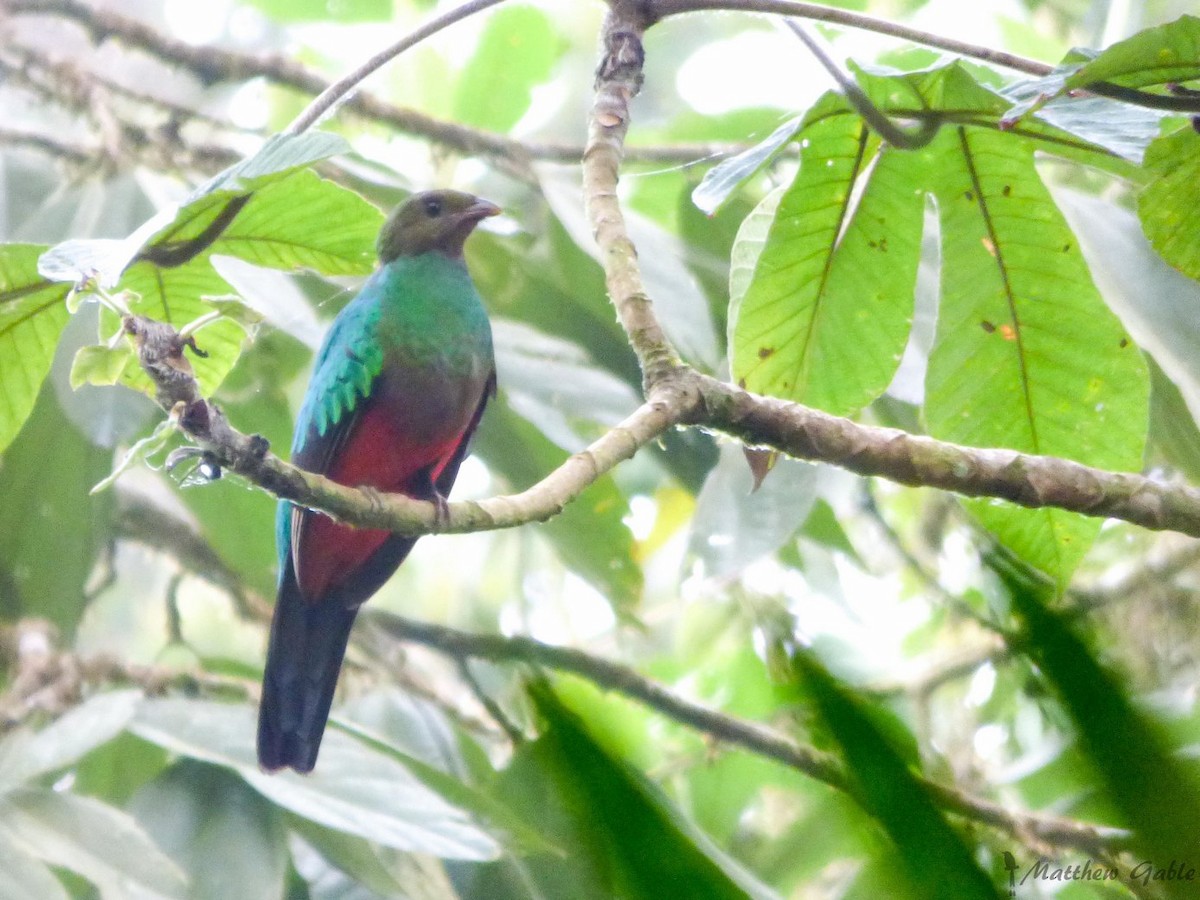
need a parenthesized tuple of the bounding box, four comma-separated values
(258, 189, 498, 773)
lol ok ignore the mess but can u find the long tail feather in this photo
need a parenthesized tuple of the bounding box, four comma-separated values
(257, 559, 358, 773)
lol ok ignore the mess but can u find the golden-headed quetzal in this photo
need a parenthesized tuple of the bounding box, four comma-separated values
(257, 190, 499, 773)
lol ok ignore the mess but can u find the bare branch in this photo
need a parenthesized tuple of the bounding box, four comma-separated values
(697, 373, 1200, 538)
(368, 611, 1130, 858)
(583, 4, 682, 390)
(126, 311, 681, 537)
(654, 0, 1200, 113)
(651, 0, 1051, 75)
(7, 0, 734, 169)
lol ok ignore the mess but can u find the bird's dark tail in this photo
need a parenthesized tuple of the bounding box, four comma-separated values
(257, 561, 358, 773)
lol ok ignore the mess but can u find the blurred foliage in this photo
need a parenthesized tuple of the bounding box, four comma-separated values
(3, 1, 1200, 898)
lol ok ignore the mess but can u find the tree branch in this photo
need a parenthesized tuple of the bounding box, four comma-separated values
(126, 313, 680, 538)
(6, 0, 734, 169)
(652, 0, 1200, 113)
(583, 3, 683, 391)
(367, 611, 1130, 858)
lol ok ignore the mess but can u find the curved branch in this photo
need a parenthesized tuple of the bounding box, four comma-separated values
(784, 19, 940, 149)
(651, 0, 1052, 76)
(127, 309, 680, 537)
(367, 611, 1129, 858)
(654, 0, 1200, 113)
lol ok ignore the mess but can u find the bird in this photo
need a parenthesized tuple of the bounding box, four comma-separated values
(257, 189, 499, 773)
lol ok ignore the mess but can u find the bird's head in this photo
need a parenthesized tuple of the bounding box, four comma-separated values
(377, 189, 501, 263)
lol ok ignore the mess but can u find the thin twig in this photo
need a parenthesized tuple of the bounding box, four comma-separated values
(285, 0, 511, 135)
(784, 19, 940, 149)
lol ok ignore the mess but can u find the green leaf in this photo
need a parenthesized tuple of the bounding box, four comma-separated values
(130, 698, 499, 860)
(730, 101, 923, 416)
(0, 788, 187, 899)
(69, 342, 133, 389)
(473, 401, 642, 610)
(197, 132, 352, 196)
(925, 126, 1148, 584)
(1054, 188, 1200, 472)
(70, 732, 170, 808)
(454, 5, 563, 133)
(114, 262, 247, 397)
(0, 244, 71, 454)
(788, 650, 999, 900)
(996, 560, 1200, 899)
(36, 135, 377, 399)
(129, 760, 288, 900)
(1066, 16, 1200, 90)
(0, 690, 141, 792)
(692, 116, 802, 215)
(201, 169, 381, 275)
(242, 0, 390, 22)
(1140, 126, 1200, 282)
(0, 386, 114, 633)
(497, 683, 779, 900)
(851, 60, 1134, 178)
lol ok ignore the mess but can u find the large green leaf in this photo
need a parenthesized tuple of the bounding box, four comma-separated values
(1139, 126, 1200, 282)
(1066, 15, 1200, 90)
(37, 133, 378, 400)
(113, 262, 246, 397)
(129, 761, 288, 900)
(491, 683, 778, 900)
(925, 126, 1148, 583)
(0, 386, 114, 632)
(130, 698, 499, 860)
(730, 96, 923, 416)
(787, 650, 999, 900)
(454, 5, 563, 133)
(0, 244, 71, 454)
(997, 559, 1200, 900)
(0, 788, 187, 899)
(201, 169, 381, 275)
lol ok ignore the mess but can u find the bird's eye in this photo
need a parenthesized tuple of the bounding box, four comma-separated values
(423, 197, 442, 218)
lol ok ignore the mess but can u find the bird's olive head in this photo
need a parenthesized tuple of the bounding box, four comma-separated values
(377, 189, 501, 263)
